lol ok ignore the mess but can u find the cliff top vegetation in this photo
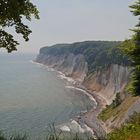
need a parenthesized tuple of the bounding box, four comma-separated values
(40, 41, 131, 74)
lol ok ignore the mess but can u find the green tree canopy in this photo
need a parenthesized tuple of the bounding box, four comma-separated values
(128, 0, 140, 95)
(0, 0, 39, 52)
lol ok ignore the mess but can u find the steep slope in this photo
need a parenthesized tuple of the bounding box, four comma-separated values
(83, 64, 131, 104)
(37, 41, 130, 74)
(36, 41, 140, 135)
(36, 41, 130, 100)
(36, 53, 88, 82)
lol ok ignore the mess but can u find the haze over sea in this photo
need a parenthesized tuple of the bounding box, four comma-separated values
(0, 54, 95, 138)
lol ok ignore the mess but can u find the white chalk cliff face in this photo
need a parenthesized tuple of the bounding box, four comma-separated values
(36, 53, 88, 83)
(36, 53, 131, 105)
(83, 65, 131, 104)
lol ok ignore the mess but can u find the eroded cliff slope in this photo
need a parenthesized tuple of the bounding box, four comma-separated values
(83, 64, 131, 104)
(36, 41, 140, 135)
(36, 41, 130, 103)
(36, 53, 88, 82)
(35, 41, 140, 133)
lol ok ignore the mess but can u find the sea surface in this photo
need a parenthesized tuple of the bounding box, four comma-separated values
(0, 53, 95, 138)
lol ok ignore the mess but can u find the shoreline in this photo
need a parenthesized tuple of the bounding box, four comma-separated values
(57, 71, 108, 137)
(32, 60, 107, 138)
(79, 89, 107, 138)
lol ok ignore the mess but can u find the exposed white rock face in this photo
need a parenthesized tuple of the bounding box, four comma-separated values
(83, 65, 131, 105)
(36, 51, 140, 134)
(36, 53, 88, 83)
(36, 53, 131, 105)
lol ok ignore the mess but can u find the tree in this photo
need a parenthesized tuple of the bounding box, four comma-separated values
(0, 0, 39, 53)
(112, 92, 122, 108)
(124, 0, 140, 95)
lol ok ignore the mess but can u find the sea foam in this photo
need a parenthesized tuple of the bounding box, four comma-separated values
(65, 86, 97, 108)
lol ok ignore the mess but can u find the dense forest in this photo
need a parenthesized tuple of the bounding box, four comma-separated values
(40, 41, 130, 74)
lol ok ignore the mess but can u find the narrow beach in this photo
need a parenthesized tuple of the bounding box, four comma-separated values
(34, 61, 107, 138)
(78, 88, 107, 138)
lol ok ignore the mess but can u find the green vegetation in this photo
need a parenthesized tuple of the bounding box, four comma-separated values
(0, 132, 95, 140)
(100, 1, 140, 138)
(112, 93, 122, 108)
(107, 112, 140, 140)
(129, 0, 140, 95)
(0, 0, 39, 52)
(40, 41, 130, 74)
(1, 111, 140, 140)
(0, 0, 140, 140)
(119, 0, 140, 95)
(1, 112, 140, 140)
(98, 96, 139, 122)
(0, 124, 95, 140)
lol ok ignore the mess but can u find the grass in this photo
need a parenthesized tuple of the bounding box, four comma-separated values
(0, 132, 96, 140)
(1, 112, 140, 140)
(98, 95, 139, 122)
(107, 112, 140, 140)
(0, 124, 96, 140)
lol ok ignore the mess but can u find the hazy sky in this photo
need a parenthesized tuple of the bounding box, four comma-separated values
(9, 0, 137, 53)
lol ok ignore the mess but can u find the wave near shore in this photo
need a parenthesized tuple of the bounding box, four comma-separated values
(32, 60, 101, 138)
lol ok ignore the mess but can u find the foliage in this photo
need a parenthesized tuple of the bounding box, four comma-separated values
(98, 96, 138, 122)
(40, 41, 130, 74)
(0, 131, 95, 140)
(112, 93, 122, 108)
(0, 113, 140, 140)
(119, 0, 140, 95)
(0, 133, 27, 140)
(98, 104, 115, 122)
(104, 1, 140, 137)
(107, 112, 140, 140)
(0, 124, 95, 140)
(0, 0, 39, 52)
(98, 93, 122, 122)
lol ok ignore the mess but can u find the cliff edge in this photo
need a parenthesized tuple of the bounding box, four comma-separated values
(35, 41, 140, 135)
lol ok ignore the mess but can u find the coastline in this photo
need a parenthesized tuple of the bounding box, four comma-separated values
(79, 89, 107, 138)
(56, 68, 108, 137)
(32, 60, 107, 138)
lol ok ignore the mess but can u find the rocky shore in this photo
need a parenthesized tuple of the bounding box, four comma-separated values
(74, 85, 107, 138)
(35, 50, 131, 138)
(34, 60, 108, 138)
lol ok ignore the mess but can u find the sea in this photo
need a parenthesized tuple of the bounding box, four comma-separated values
(0, 53, 96, 139)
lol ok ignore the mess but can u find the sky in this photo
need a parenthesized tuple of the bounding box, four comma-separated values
(7, 0, 137, 53)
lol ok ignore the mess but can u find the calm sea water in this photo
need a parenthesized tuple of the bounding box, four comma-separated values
(0, 54, 94, 138)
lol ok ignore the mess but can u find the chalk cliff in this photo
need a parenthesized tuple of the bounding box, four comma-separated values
(36, 41, 131, 105)
(36, 41, 140, 135)
(36, 53, 88, 82)
(35, 41, 140, 134)
(83, 64, 131, 104)
(36, 51, 131, 104)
